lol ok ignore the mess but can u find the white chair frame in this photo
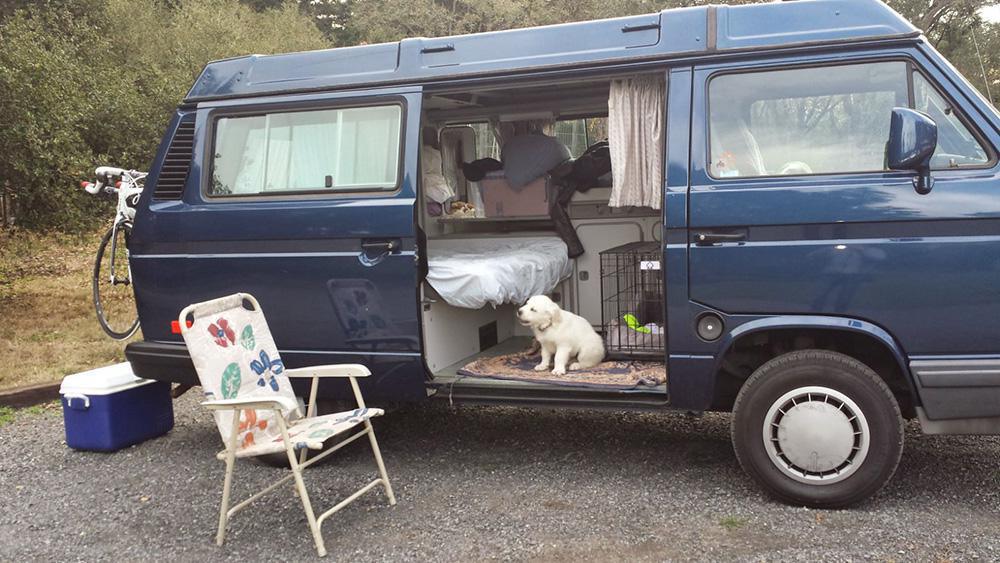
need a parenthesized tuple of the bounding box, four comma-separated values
(180, 295, 396, 557)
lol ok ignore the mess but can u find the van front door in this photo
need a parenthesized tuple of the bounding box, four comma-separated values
(687, 54, 1000, 421)
(131, 87, 425, 401)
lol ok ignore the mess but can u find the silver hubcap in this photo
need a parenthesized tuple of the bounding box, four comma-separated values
(762, 386, 870, 485)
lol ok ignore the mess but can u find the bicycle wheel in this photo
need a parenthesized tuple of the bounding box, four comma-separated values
(93, 223, 140, 340)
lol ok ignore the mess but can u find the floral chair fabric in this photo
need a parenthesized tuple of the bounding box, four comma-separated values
(182, 294, 300, 451)
(179, 293, 395, 558)
(225, 408, 380, 459)
(182, 294, 383, 456)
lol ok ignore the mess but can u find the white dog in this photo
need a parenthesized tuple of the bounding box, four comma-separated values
(517, 295, 605, 375)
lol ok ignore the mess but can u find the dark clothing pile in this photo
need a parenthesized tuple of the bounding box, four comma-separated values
(459, 136, 613, 258)
(460, 158, 503, 182)
(549, 141, 612, 257)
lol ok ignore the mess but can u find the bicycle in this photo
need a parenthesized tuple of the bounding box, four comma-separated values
(81, 166, 146, 340)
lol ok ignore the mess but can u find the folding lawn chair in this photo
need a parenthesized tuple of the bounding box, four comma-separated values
(178, 293, 395, 557)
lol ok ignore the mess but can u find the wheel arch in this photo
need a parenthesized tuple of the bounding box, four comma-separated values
(709, 315, 918, 416)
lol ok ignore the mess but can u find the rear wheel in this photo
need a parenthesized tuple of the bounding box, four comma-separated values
(731, 349, 904, 508)
(93, 223, 140, 340)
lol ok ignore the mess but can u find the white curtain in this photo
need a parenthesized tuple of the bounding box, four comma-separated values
(234, 126, 266, 194)
(286, 117, 337, 189)
(421, 145, 454, 203)
(608, 75, 665, 209)
(438, 131, 462, 196)
(213, 106, 401, 195)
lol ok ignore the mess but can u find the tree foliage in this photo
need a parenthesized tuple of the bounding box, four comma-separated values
(0, 0, 326, 229)
(2, 0, 999, 230)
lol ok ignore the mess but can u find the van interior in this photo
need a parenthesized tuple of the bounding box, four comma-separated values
(417, 72, 668, 395)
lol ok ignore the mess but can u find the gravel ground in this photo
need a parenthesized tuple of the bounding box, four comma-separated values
(1, 393, 998, 562)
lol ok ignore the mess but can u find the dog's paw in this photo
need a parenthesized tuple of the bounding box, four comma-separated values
(551, 366, 567, 376)
(568, 362, 581, 371)
(534, 363, 549, 372)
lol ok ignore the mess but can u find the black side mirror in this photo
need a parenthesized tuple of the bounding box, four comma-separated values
(887, 107, 938, 195)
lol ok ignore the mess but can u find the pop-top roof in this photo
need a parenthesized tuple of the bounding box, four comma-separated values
(185, 0, 918, 103)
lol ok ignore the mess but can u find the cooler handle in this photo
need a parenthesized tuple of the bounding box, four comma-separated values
(64, 393, 90, 410)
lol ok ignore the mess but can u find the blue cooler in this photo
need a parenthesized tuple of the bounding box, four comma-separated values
(60, 362, 174, 452)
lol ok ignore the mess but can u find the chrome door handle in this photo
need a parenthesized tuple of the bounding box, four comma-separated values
(361, 240, 398, 254)
(359, 239, 400, 266)
(694, 232, 747, 246)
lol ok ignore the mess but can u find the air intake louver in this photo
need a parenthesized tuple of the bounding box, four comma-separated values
(152, 118, 195, 200)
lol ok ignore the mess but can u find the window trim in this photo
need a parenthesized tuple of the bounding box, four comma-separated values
(704, 57, 997, 182)
(203, 97, 407, 201)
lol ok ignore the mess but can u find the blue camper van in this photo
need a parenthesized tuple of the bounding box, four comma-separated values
(125, 0, 1000, 507)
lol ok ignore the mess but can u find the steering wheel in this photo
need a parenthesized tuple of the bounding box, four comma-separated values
(779, 161, 813, 175)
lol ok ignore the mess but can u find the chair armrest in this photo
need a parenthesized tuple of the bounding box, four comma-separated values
(201, 396, 299, 412)
(284, 364, 372, 379)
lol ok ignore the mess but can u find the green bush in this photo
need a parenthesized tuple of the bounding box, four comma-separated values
(0, 0, 328, 230)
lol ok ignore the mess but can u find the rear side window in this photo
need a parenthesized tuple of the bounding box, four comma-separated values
(210, 104, 402, 196)
(709, 62, 908, 178)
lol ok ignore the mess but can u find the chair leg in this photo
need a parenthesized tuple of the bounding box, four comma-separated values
(364, 419, 396, 506)
(217, 415, 241, 546)
(282, 429, 327, 556)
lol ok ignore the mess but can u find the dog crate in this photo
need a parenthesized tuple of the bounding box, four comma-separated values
(600, 241, 665, 359)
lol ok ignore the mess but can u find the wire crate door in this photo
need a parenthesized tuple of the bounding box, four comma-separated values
(600, 242, 665, 359)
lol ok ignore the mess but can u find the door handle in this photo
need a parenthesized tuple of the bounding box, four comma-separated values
(359, 239, 400, 266)
(694, 231, 747, 246)
(361, 239, 399, 255)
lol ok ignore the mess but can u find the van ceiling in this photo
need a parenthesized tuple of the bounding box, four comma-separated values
(425, 79, 611, 123)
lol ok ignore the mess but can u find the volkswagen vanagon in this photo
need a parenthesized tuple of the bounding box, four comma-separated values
(124, 0, 1000, 507)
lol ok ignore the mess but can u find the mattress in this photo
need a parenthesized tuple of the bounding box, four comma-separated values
(427, 237, 573, 309)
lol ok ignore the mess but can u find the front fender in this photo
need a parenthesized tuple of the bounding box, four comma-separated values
(711, 314, 917, 401)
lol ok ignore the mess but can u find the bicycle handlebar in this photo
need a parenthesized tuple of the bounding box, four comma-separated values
(96, 166, 127, 178)
(81, 166, 146, 196)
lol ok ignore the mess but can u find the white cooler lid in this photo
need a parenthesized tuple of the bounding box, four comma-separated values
(60, 362, 153, 396)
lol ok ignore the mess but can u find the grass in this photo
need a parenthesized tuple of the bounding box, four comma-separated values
(719, 516, 748, 530)
(0, 402, 57, 428)
(0, 228, 140, 390)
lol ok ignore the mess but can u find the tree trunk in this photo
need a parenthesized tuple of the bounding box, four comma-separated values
(1, 181, 13, 228)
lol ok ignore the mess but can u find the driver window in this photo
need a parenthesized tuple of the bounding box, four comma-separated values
(912, 72, 989, 168)
(709, 62, 908, 178)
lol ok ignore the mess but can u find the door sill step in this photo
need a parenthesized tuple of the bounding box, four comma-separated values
(428, 373, 669, 409)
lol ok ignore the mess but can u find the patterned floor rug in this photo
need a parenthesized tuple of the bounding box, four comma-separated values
(457, 349, 666, 390)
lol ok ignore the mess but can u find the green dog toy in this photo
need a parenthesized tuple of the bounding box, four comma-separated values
(623, 313, 652, 334)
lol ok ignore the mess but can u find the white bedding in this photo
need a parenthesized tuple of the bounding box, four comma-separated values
(427, 237, 573, 309)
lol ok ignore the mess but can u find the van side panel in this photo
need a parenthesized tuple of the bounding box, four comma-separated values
(130, 89, 426, 402)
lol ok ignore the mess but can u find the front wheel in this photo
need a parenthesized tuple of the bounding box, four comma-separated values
(93, 223, 140, 340)
(731, 350, 904, 508)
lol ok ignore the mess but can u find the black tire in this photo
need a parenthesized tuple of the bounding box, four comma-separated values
(731, 349, 904, 508)
(93, 223, 140, 340)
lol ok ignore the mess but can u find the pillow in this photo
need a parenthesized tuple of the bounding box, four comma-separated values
(501, 134, 571, 189)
